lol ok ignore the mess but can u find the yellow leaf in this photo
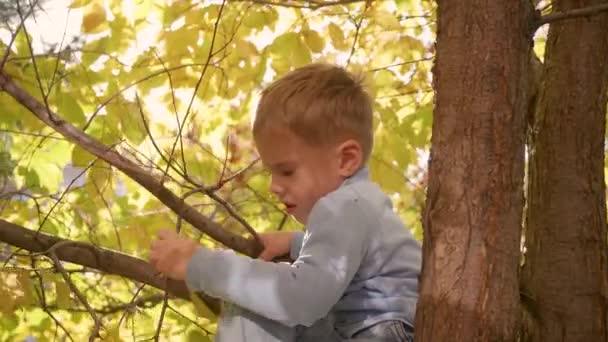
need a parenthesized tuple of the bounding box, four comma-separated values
(0, 293, 16, 314)
(243, 11, 267, 30)
(372, 10, 402, 30)
(82, 2, 107, 33)
(302, 30, 324, 53)
(328, 23, 349, 51)
(70, 0, 93, 8)
(16, 270, 36, 307)
(190, 292, 216, 320)
(271, 57, 291, 75)
(101, 324, 122, 342)
(55, 277, 72, 310)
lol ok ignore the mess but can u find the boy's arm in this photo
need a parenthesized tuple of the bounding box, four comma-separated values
(289, 231, 305, 260)
(185, 196, 369, 327)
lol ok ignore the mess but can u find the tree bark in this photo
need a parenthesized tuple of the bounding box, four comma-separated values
(415, 1, 534, 341)
(522, 1, 608, 341)
(0, 219, 221, 314)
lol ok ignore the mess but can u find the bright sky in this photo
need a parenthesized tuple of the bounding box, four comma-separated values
(0, 0, 82, 52)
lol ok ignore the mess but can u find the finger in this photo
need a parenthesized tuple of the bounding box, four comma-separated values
(258, 249, 273, 261)
(157, 229, 177, 240)
(151, 239, 162, 250)
(148, 249, 160, 263)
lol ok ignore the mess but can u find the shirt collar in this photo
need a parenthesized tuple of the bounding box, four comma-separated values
(342, 166, 369, 186)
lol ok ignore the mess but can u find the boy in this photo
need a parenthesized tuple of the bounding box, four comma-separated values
(149, 63, 421, 341)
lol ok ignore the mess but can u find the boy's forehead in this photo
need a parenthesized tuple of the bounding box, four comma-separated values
(257, 141, 297, 165)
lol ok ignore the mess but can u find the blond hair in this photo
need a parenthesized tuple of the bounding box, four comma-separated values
(253, 63, 374, 161)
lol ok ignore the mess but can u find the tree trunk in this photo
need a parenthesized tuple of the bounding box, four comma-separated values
(415, 1, 534, 341)
(521, 1, 608, 341)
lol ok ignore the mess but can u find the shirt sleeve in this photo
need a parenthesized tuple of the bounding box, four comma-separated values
(185, 195, 369, 327)
(289, 231, 305, 260)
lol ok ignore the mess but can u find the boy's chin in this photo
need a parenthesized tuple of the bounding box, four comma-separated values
(292, 212, 308, 225)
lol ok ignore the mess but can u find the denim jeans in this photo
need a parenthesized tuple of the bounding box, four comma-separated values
(214, 303, 415, 342)
(350, 320, 415, 341)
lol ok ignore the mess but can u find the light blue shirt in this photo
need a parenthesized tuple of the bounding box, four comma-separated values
(185, 167, 421, 338)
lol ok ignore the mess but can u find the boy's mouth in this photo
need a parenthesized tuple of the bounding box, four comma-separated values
(284, 203, 296, 213)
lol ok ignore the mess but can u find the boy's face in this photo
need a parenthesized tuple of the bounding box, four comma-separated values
(255, 126, 344, 224)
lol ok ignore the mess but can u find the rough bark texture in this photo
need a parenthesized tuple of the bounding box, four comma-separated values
(0, 219, 221, 314)
(522, 1, 608, 341)
(415, 1, 534, 341)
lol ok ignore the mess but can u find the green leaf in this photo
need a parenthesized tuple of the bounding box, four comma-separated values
(109, 100, 147, 146)
(15, 30, 33, 57)
(85, 161, 113, 201)
(186, 329, 212, 342)
(72, 145, 96, 167)
(0, 151, 16, 178)
(369, 154, 407, 194)
(0, 313, 19, 330)
(56, 92, 86, 127)
(87, 114, 122, 145)
(268, 32, 311, 68)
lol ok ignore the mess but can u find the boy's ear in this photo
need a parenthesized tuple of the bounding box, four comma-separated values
(336, 139, 363, 178)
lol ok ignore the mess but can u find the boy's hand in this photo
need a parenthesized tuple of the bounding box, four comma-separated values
(148, 229, 200, 281)
(258, 231, 296, 261)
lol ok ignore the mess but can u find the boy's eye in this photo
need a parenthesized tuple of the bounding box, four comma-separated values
(280, 169, 294, 177)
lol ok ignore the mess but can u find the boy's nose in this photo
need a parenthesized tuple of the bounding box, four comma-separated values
(270, 178, 283, 196)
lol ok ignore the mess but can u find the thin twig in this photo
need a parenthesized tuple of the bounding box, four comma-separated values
(48, 6, 71, 92)
(346, 1, 369, 67)
(153, 292, 170, 342)
(219, 134, 231, 184)
(243, 0, 364, 9)
(151, 49, 188, 182)
(47, 244, 102, 341)
(133, 92, 188, 180)
(91, 178, 123, 251)
(537, 3, 608, 27)
(116, 284, 147, 326)
(167, 304, 212, 334)
(15, 1, 56, 124)
(205, 191, 261, 245)
(45, 307, 75, 341)
(206, 157, 260, 193)
(82, 62, 223, 133)
(0, 0, 39, 73)
(181, 0, 228, 177)
(35, 158, 97, 236)
(0, 128, 66, 140)
(368, 57, 434, 72)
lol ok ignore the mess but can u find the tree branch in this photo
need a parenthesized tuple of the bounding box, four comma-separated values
(0, 219, 221, 314)
(537, 3, 608, 27)
(241, 0, 366, 9)
(0, 71, 262, 258)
